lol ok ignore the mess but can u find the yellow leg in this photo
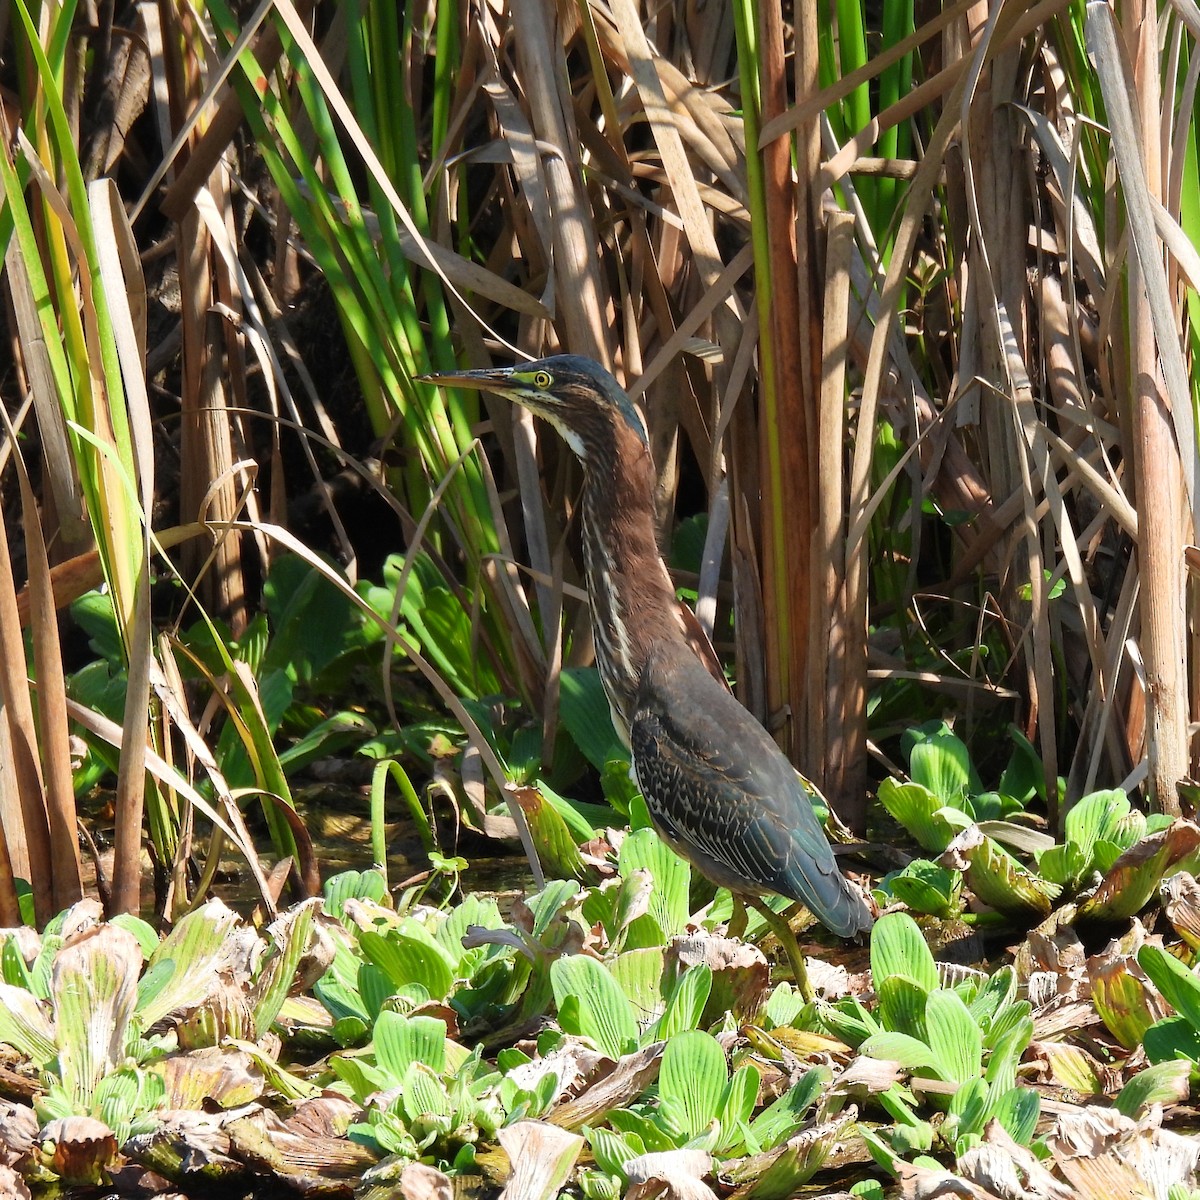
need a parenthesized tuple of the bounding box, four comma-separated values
(749, 897, 813, 1002)
(728, 893, 749, 941)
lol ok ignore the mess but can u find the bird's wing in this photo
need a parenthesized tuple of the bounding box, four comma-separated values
(630, 650, 869, 937)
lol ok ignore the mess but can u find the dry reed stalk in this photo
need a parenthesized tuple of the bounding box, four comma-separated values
(1088, 0, 1191, 813)
(754, 0, 814, 782)
(13, 437, 83, 912)
(151, 2, 249, 633)
(1124, 0, 1188, 814)
(514, 0, 610, 362)
(0, 492, 51, 923)
(819, 212, 861, 816)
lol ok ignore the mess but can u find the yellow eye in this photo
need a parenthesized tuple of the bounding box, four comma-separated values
(533, 371, 553, 389)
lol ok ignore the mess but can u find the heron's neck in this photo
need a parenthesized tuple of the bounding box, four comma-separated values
(579, 425, 687, 729)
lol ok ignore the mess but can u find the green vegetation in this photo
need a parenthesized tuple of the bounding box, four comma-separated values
(2, 0, 1200, 1195)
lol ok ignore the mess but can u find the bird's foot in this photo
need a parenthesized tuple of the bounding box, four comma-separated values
(748, 897, 814, 1003)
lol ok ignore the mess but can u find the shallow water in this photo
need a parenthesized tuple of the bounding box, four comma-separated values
(76, 782, 537, 920)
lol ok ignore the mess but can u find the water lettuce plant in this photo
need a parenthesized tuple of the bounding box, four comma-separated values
(876, 724, 1194, 928)
(0, 898, 321, 1184)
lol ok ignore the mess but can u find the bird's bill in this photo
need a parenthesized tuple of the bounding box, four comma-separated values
(416, 367, 521, 392)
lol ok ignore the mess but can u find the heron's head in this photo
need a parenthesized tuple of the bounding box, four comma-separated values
(419, 354, 646, 464)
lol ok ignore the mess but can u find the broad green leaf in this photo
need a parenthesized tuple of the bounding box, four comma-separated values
(968, 965, 1016, 1032)
(577, 1167, 621, 1200)
(983, 1008, 1033, 1092)
(109, 915, 159, 959)
(950, 832, 1059, 917)
(374, 1011, 447, 1081)
(1, 938, 34, 991)
(618, 827, 690, 941)
(550, 955, 638, 1059)
(0, 982, 55, 1066)
(607, 1109, 676, 1154)
(253, 901, 318, 1035)
(659, 1029, 727, 1137)
(438, 893, 505, 968)
(889, 861, 958, 917)
(329, 1053, 389, 1102)
(541, 784, 609, 847)
(601, 759, 640, 817)
(1065, 790, 1129, 860)
(52, 925, 142, 1107)
(332, 1015, 369, 1047)
(992, 1085, 1039, 1145)
(262, 555, 361, 684)
(586, 1126, 642, 1183)
(582, 872, 648, 946)
(1080, 821, 1200, 922)
(997, 726, 1043, 805)
(877, 779, 960, 853)
(401, 581, 493, 698)
(877, 975, 929, 1039)
(135, 959, 176, 1022)
(859, 1125, 904, 1175)
(1138, 945, 1200, 1029)
(858, 1031, 941, 1073)
(559, 668, 624, 769)
(525, 880, 582, 940)
(1113, 1060, 1191, 1118)
(818, 996, 879, 1046)
(1143, 1015, 1200, 1065)
(971, 791, 1023, 822)
(607, 948, 664, 1028)
(96, 1067, 164, 1146)
(323, 870, 389, 921)
(278, 710, 375, 774)
(646, 964, 712, 1043)
(871, 912, 938, 994)
(358, 962, 399, 1019)
(878, 1086, 933, 1140)
(749, 1067, 827, 1148)
(1105, 808, 1148, 856)
(401, 1061, 452, 1121)
(719, 1063, 761, 1150)
(850, 1182, 887, 1200)
(908, 730, 973, 804)
(948, 1076, 989, 1138)
(359, 920, 457, 1000)
(1036, 842, 1088, 888)
(764, 982, 805, 1029)
(1092, 959, 1158, 1049)
(514, 785, 589, 882)
(925, 990, 982, 1084)
(139, 900, 244, 1028)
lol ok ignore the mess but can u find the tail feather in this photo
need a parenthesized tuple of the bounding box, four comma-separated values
(790, 864, 873, 938)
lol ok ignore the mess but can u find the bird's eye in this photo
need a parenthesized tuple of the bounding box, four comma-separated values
(533, 371, 552, 389)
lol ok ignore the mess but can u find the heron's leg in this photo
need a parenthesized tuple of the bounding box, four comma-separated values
(728, 893, 748, 941)
(749, 897, 813, 1002)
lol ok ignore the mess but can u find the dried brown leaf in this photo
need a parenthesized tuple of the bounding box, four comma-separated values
(1046, 1105, 1200, 1199)
(546, 1041, 664, 1130)
(37, 1116, 118, 1187)
(626, 1149, 717, 1200)
(401, 1162, 454, 1200)
(497, 1120, 584, 1200)
(1162, 871, 1200, 949)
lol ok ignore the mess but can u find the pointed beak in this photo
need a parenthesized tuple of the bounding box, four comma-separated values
(417, 367, 519, 392)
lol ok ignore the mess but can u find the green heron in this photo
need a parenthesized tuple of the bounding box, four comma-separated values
(421, 356, 872, 974)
